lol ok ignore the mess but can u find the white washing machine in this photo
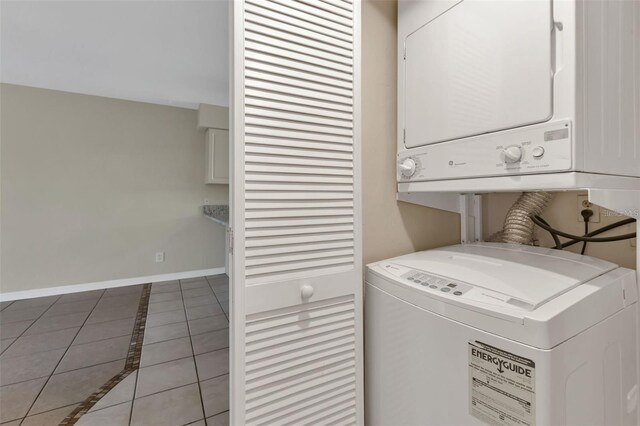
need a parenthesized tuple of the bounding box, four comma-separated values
(365, 243, 639, 425)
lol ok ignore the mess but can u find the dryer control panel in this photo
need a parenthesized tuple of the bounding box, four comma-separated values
(398, 120, 572, 182)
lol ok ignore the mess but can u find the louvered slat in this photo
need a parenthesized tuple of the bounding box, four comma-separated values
(246, 209, 352, 220)
(246, 127, 352, 146)
(245, 109, 353, 132)
(245, 1, 353, 41)
(259, 0, 353, 29)
(247, 378, 356, 422)
(246, 225, 353, 238)
(245, 163, 352, 175)
(246, 78, 352, 106)
(245, 191, 353, 199)
(245, 248, 355, 268)
(245, 98, 353, 121)
(246, 46, 353, 77)
(246, 240, 353, 257)
(246, 183, 353, 192)
(245, 362, 354, 401)
(245, 136, 353, 154)
(244, 296, 357, 426)
(245, 33, 353, 68)
(244, 13, 351, 51)
(296, 404, 357, 426)
(251, 389, 355, 426)
(244, 216, 353, 228)
(247, 120, 352, 140)
(244, 22, 352, 59)
(298, 0, 353, 20)
(245, 144, 353, 160)
(246, 200, 353, 210)
(247, 232, 353, 248)
(247, 369, 355, 412)
(246, 88, 352, 113)
(246, 154, 351, 169)
(246, 174, 353, 185)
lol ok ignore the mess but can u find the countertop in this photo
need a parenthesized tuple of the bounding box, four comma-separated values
(203, 205, 229, 227)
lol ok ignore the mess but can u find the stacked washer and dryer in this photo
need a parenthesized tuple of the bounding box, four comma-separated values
(366, 0, 640, 425)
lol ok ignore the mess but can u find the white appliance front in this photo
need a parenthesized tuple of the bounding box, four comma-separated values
(404, 0, 553, 148)
(397, 0, 640, 181)
(365, 285, 638, 426)
(365, 244, 639, 425)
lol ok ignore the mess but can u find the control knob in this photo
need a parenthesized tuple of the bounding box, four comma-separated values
(399, 158, 417, 177)
(503, 146, 523, 164)
(532, 146, 545, 158)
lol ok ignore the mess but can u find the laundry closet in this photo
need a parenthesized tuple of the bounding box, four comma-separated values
(366, 0, 640, 425)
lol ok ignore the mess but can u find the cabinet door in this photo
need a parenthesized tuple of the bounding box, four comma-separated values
(230, 0, 362, 424)
(404, 0, 553, 148)
(206, 129, 229, 184)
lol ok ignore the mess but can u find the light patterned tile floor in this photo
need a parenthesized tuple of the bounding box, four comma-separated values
(0, 274, 229, 425)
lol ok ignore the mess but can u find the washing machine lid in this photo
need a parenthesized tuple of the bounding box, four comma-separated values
(389, 243, 617, 309)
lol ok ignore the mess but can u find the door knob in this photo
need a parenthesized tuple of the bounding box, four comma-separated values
(300, 285, 314, 299)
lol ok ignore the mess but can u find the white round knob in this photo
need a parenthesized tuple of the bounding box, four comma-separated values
(532, 146, 545, 158)
(503, 146, 523, 164)
(300, 285, 314, 299)
(399, 158, 416, 177)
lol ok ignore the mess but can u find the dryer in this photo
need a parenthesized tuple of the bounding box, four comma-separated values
(365, 243, 639, 425)
(397, 0, 640, 182)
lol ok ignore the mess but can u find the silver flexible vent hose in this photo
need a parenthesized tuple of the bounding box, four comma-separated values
(498, 192, 553, 245)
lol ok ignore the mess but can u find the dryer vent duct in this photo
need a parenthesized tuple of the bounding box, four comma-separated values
(491, 192, 553, 245)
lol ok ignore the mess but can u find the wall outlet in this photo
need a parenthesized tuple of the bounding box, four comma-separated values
(204, 199, 211, 205)
(155, 252, 165, 263)
(577, 195, 600, 223)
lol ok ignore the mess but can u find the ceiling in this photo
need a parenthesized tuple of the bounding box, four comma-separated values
(0, 0, 229, 109)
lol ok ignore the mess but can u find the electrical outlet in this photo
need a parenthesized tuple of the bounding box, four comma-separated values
(204, 199, 211, 205)
(577, 195, 600, 223)
(155, 252, 165, 263)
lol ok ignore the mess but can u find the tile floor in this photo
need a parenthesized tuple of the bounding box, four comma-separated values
(0, 275, 229, 426)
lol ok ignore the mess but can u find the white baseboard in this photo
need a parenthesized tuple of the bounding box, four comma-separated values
(0, 267, 227, 302)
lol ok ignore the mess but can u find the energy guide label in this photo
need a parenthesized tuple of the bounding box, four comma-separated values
(468, 341, 535, 426)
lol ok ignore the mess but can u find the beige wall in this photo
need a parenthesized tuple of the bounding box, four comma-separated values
(362, 0, 460, 266)
(1, 84, 228, 294)
(484, 192, 636, 269)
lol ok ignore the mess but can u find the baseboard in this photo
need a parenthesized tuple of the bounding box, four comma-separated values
(0, 267, 227, 302)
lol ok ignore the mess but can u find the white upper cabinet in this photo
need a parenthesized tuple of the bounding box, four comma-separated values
(199, 103, 229, 184)
(205, 129, 229, 184)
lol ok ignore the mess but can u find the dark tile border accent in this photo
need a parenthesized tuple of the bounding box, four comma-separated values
(59, 284, 151, 426)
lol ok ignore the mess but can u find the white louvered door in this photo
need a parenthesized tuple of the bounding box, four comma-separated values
(229, 0, 362, 424)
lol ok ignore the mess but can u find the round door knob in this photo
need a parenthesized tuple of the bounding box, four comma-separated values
(398, 158, 416, 177)
(503, 146, 523, 164)
(300, 285, 314, 299)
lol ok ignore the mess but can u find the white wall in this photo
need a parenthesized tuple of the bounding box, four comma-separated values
(0, 0, 229, 109)
(1, 84, 228, 294)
